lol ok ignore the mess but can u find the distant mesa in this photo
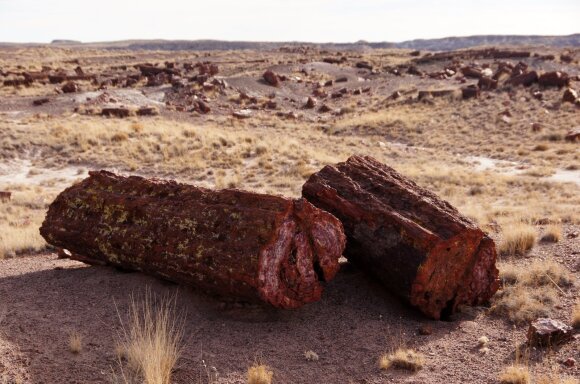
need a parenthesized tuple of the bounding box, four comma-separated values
(51, 39, 81, 44)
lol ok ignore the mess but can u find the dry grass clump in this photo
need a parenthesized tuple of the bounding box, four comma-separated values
(379, 348, 424, 372)
(572, 302, 580, 328)
(498, 223, 537, 256)
(114, 291, 184, 384)
(247, 363, 273, 384)
(69, 331, 82, 354)
(303, 350, 319, 361)
(541, 224, 562, 243)
(0, 189, 49, 259)
(493, 260, 573, 324)
(499, 365, 530, 384)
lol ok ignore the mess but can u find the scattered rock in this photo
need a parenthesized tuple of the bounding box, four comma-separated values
(418, 325, 433, 335)
(233, 109, 252, 119)
(527, 318, 573, 347)
(32, 98, 50, 106)
(193, 100, 210, 114)
(531, 122, 542, 132)
(0, 191, 11, 202)
(461, 66, 483, 79)
(101, 107, 131, 118)
(407, 66, 423, 76)
(462, 86, 480, 100)
(318, 104, 331, 113)
(562, 88, 578, 104)
(478, 77, 497, 90)
(538, 71, 569, 88)
(305, 97, 316, 109)
(560, 53, 574, 63)
(136, 106, 159, 116)
(564, 127, 580, 142)
(389, 91, 402, 100)
(508, 71, 538, 87)
(563, 357, 576, 368)
(263, 70, 280, 87)
(355, 61, 373, 70)
(61, 81, 79, 93)
(335, 76, 348, 83)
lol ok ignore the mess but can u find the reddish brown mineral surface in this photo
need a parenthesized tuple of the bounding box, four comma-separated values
(40, 171, 346, 309)
(302, 156, 499, 319)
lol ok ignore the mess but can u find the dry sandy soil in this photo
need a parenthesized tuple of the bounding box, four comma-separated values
(0, 45, 579, 384)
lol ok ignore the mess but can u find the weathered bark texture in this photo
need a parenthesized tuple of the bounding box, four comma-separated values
(302, 156, 499, 319)
(40, 171, 346, 309)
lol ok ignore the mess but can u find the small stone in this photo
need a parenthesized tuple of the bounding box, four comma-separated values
(527, 318, 573, 347)
(305, 97, 316, 109)
(563, 357, 576, 367)
(263, 70, 280, 87)
(418, 325, 433, 335)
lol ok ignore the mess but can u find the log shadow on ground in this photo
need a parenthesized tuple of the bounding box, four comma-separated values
(0, 253, 474, 384)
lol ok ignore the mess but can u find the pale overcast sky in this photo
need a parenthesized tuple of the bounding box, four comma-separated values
(1, 0, 579, 43)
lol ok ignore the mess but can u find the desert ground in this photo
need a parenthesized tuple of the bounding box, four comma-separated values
(0, 44, 578, 383)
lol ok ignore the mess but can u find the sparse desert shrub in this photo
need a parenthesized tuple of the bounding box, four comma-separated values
(0, 221, 47, 259)
(247, 363, 273, 384)
(520, 259, 573, 288)
(499, 365, 530, 384)
(536, 374, 580, 384)
(541, 224, 562, 243)
(493, 285, 556, 324)
(379, 348, 424, 372)
(493, 259, 572, 324)
(572, 302, 580, 328)
(498, 223, 536, 256)
(115, 290, 184, 384)
(69, 331, 82, 354)
(111, 132, 129, 142)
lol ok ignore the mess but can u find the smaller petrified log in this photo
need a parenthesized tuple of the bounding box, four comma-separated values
(40, 171, 345, 309)
(527, 318, 573, 347)
(508, 71, 538, 87)
(302, 156, 499, 319)
(538, 71, 569, 88)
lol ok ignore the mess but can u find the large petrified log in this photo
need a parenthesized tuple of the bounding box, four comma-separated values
(302, 156, 499, 319)
(40, 171, 346, 309)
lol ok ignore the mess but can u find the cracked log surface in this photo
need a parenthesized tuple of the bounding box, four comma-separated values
(40, 170, 346, 309)
(302, 155, 499, 319)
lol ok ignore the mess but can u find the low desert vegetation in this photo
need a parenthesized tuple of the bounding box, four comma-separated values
(0, 188, 49, 258)
(114, 291, 184, 384)
(379, 348, 424, 372)
(68, 331, 82, 354)
(498, 222, 537, 256)
(499, 365, 530, 384)
(247, 363, 273, 384)
(541, 224, 562, 243)
(493, 259, 573, 324)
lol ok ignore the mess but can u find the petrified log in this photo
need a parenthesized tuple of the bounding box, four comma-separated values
(302, 156, 499, 319)
(40, 171, 345, 309)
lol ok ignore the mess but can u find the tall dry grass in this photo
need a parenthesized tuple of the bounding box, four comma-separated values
(114, 290, 185, 384)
